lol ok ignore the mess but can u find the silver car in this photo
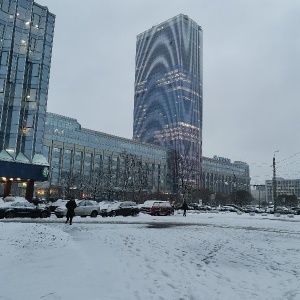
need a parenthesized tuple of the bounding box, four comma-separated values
(54, 200, 100, 218)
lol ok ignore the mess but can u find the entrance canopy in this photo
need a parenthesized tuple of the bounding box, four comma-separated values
(0, 161, 49, 182)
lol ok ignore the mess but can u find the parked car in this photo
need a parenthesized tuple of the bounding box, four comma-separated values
(265, 206, 274, 214)
(0, 201, 51, 219)
(173, 202, 184, 210)
(219, 206, 237, 212)
(290, 207, 300, 215)
(100, 201, 139, 217)
(54, 200, 100, 218)
(139, 200, 165, 214)
(48, 199, 69, 212)
(225, 204, 243, 211)
(243, 205, 263, 213)
(2, 196, 28, 202)
(3, 195, 17, 202)
(275, 206, 290, 214)
(149, 201, 174, 216)
(197, 205, 212, 211)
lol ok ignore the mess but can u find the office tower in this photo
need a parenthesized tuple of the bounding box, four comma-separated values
(133, 14, 203, 190)
(0, 0, 55, 199)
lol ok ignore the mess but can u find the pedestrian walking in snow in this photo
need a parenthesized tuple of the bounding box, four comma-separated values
(65, 199, 77, 225)
(182, 201, 188, 217)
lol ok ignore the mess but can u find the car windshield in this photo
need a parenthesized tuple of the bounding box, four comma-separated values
(9, 202, 33, 208)
(11, 202, 24, 207)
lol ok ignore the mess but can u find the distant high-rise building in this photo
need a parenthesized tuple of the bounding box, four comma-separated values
(133, 14, 203, 190)
(0, 0, 55, 199)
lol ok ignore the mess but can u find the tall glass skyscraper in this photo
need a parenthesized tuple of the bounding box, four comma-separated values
(133, 14, 203, 190)
(0, 0, 55, 199)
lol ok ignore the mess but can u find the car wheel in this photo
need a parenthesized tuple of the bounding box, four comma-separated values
(6, 211, 14, 218)
(90, 210, 98, 218)
(110, 211, 116, 217)
(40, 211, 48, 218)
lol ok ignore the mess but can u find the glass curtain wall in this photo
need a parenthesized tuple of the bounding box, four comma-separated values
(42, 113, 172, 201)
(0, 0, 55, 161)
(133, 14, 203, 191)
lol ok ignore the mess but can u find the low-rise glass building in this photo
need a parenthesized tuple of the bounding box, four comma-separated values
(202, 155, 250, 194)
(35, 113, 251, 202)
(38, 113, 172, 201)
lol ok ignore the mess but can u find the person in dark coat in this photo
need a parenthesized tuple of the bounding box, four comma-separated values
(65, 199, 77, 225)
(182, 201, 188, 217)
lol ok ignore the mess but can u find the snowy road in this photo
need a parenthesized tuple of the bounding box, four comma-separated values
(1, 212, 300, 300)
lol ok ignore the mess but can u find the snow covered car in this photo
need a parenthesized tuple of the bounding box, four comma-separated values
(0, 201, 51, 219)
(3, 195, 17, 202)
(219, 206, 237, 212)
(275, 206, 290, 214)
(100, 201, 139, 217)
(54, 200, 100, 218)
(48, 199, 69, 212)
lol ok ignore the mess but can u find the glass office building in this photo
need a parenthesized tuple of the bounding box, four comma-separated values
(133, 14, 203, 190)
(202, 156, 251, 194)
(0, 0, 55, 199)
(40, 113, 172, 201)
(265, 178, 300, 204)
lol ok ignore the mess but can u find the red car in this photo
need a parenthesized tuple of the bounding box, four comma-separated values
(149, 201, 174, 216)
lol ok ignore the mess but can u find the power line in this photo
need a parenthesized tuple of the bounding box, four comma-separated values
(277, 151, 300, 164)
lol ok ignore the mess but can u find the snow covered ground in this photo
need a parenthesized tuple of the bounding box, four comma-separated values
(0, 211, 300, 300)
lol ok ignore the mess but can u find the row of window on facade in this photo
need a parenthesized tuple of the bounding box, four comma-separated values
(202, 173, 250, 193)
(44, 146, 168, 192)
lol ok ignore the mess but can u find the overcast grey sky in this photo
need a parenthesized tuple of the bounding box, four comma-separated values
(37, 0, 300, 185)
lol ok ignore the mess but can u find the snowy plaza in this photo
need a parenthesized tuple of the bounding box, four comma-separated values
(1, 211, 300, 300)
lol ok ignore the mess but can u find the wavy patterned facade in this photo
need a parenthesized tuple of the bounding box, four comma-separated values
(133, 14, 203, 190)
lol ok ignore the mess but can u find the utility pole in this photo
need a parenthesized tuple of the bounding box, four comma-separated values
(273, 151, 279, 213)
(233, 173, 236, 204)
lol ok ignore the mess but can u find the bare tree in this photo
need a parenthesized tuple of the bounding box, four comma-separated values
(60, 171, 78, 199)
(174, 144, 201, 203)
(119, 152, 136, 200)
